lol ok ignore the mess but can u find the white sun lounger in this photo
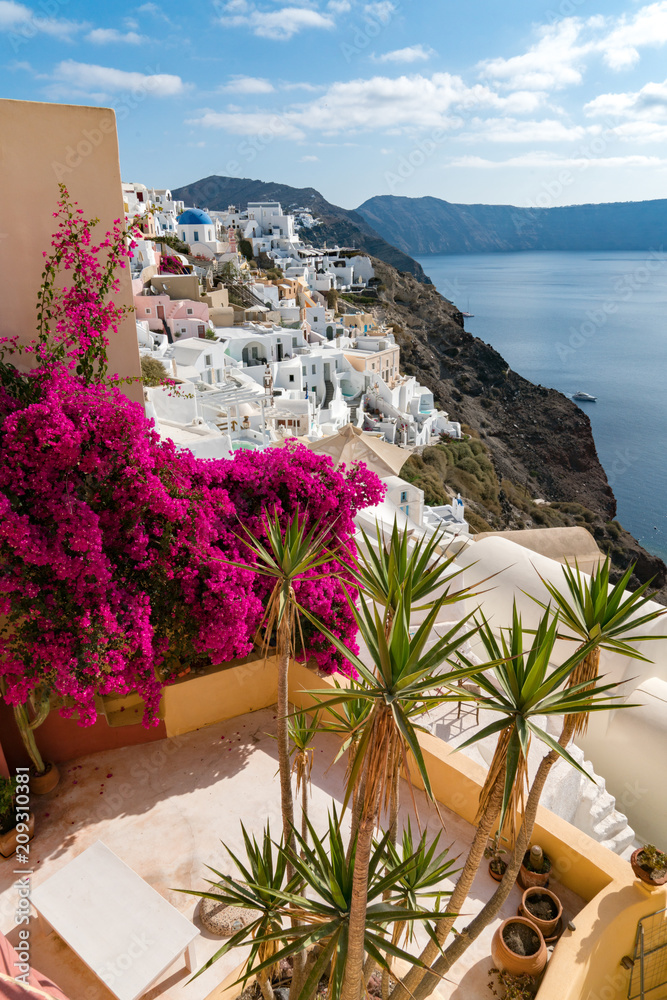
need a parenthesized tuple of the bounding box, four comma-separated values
(31, 840, 199, 1000)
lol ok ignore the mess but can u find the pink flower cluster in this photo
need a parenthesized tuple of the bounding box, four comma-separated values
(0, 373, 382, 726)
(0, 187, 384, 728)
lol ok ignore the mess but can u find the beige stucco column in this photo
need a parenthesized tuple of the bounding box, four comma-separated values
(0, 99, 143, 404)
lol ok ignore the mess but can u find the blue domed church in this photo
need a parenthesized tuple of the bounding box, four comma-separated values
(178, 208, 217, 247)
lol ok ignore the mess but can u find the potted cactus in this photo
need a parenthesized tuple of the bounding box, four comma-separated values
(631, 845, 667, 887)
(0, 777, 35, 859)
(519, 844, 552, 890)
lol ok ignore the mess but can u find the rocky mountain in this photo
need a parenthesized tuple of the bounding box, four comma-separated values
(171, 176, 430, 282)
(355, 260, 667, 599)
(357, 194, 667, 255)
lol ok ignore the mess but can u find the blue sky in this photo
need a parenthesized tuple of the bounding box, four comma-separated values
(4, 0, 667, 209)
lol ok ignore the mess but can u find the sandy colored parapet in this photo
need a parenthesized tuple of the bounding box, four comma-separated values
(474, 526, 603, 574)
(163, 656, 278, 737)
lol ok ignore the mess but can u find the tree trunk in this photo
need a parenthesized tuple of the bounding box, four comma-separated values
(392, 775, 503, 1000)
(276, 618, 296, 870)
(346, 762, 368, 865)
(409, 721, 575, 1000)
(258, 969, 276, 1000)
(13, 704, 46, 773)
(340, 814, 376, 1000)
(301, 761, 309, 847)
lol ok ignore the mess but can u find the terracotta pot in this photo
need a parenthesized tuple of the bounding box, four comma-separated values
(519, 849, 551, 889)
(491, 917, 548, 977)
(0, 813, 35, 859)
(489, 860, 507, 882)
(631, 849, 667, 887)
(30, 762, 60, 795)
(520, 887, 563, 938)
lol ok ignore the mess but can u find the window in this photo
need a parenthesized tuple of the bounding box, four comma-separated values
(194, 231, 199, 242)
(187, 308, 193, 315)
(312, 386, 317, 396)
(312, 364, 316, 374)
(289, 374, 295, 382)
(400, 491, 408, 503)
(205, 354, 213, 366)
(302, 367, 307, 377)
(145, 308, 151, 314)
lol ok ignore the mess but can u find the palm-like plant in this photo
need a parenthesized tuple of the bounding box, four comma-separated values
(288, 709, 320, 845)
(532, 557, 665, 738)
(402, 575, 661, 1000)
(299, 580, 485, 1000)
(341, 520, 472, 637)
(224, 509, 334, 867)
(392, 604, 611, 1000)
(182, 812, 454, 1000)
(178, 822, 294, 1000)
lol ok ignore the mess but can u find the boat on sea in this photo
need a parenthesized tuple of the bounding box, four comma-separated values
(572, 391, 597, 402)
(461, 311, 475, 318)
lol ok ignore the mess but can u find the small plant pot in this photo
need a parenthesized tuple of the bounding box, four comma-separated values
(30, 762, 60, 795)
(520, 887, 563, 939)
(519, 849, 551, 889)
(491, 917, 548, 978)
(631, 849, 667, 888)
(489, 859, 507, 882)
(0, 813, 35, 859)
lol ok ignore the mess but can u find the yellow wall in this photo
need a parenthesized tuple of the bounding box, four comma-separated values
(163, 656, 278, 737)
(0, 99, 142, 404)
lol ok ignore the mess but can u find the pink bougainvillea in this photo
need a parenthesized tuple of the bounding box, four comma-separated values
(0, 187, 384, 727)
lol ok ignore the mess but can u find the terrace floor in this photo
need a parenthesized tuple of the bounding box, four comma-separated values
(0, 705, 585, 1000)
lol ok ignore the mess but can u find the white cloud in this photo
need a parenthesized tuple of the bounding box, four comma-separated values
(86, 28, 145, 44)
(221, 75, 275, 93)
(188, 72, 548, 137)
(53, 60, 186, 96)
(479, 19, 589, 91)
(585, 79, 667, 120)
(300, 154, 319, 161)
(601, 1, 667, 70)
(187, 109, 306, 141)
(327, 0, 350, 11)
(374, 44, 435, 64)
(0, 1, 28, 27)
(459, 118, 587, 144)
(218, 4, 335, 39)
(479, 4, 667, 98)
(364, 2, 395, 22)
(0, 0, 85, 39)
(449, 152, 667, 170)
(607, 120, 667, 142)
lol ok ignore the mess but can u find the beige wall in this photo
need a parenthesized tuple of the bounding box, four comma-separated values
(151, 273, 201, 301)
(0, 99, 142, 404)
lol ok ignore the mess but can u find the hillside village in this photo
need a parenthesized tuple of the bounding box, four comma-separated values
(123, 181, 466, 536)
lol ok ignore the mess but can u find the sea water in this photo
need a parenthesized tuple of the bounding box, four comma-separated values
(417, 250, 667, 562)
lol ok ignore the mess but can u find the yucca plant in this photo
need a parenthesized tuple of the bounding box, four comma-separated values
(223, 509, 334, 868)
(288, 709, 320, 846)
(299, 576, 488, 1000)
(341, 519, 473, 637)
(532, 557, 665, 738)
(404, 584, 664, 1000)
(392, 604, 610, 1000)
(182, 811, 454, 1000)
(178, 822, 295, 1000)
